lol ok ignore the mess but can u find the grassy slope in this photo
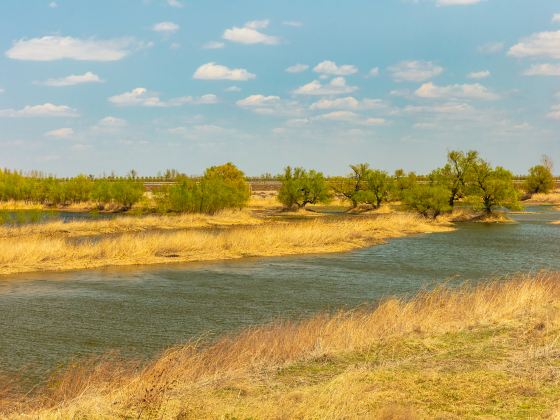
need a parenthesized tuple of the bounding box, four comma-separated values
(0, 213, 451, 275)
(5, 273, 560, 419)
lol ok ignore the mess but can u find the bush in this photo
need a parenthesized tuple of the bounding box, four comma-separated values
(278, 167, 331, 210)
(525, 165, 554, 194)
(404, 185, 452, 219)
(469, 160, 519, 214)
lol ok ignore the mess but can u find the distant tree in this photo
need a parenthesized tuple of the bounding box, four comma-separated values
(431, 150, 478, 207)
(470, 159, 519, 214)
(334, 163, 370, 208)
(525, 164, 554, 195)
(355, 169, 392, 209)
(278, 166, 331, 210)
(393, 169, 417, 200)
(404, 185, 452, 219)
(111, 180, 144, 210)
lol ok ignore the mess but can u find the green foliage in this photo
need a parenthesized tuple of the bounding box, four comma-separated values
(469, 160, 519, 214)
(393, 169, 417, 201)
(334, 163, 370, 208)
(278, 166, 331, 209)
(430, 150, 478, 207)
(355, 169, 392, 209)
(110, 180, 144, 209)
(160, 163, 250, 214)
(525, 165, 554, 194)
(404, 185, 452, 219)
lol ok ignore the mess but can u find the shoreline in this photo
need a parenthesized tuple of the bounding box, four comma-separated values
(0, 213, 453, 276)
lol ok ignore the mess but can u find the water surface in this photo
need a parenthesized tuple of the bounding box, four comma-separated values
(1, 207, 559, 381)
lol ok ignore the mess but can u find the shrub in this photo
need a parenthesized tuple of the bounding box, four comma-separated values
(278, 167, 331, 210)
(469, 160, 519, 214)
(525, 165, 554, 195)
(404, 185, 452, 219)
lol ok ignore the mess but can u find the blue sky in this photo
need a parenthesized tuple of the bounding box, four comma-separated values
(0, 0, 559, 176)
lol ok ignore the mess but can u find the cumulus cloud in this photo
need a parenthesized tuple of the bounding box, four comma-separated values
(202, 41, 225, 49)
(98, 116, 127, 127)
(225, 86, 241, 92)
(286, 64, 309, 73)
(5, 36, 140, 61)
(508, 31, 560, 59)
(193, 62, 256, 81)
(223, 20, 280, 45)
(236, 95, 280, 107)
(524, 63, 560, 76)
(49, 2, 58, 8)
(39, 71, 103, 87)
(548, 105, 560, 120)
(293, 77, 358, 95)
(152, 22, 180, 34)
(0, 103, 79, 117)
(404, 102, 474, 114)
(389, 60, 443, 82)
(45, 127, 74, 138)
(313, 60, 358, 76)
(310, 97, 384, 110)
(415, 82, 499, 100)
(368, 67, 380, 77)
(553, 14, 560, 23)
(167, 0, 183, 8)
(467, 70, 490, 79)
(477, 42, 504, 55)
(109, 88, 218, 107)
(316, 111, 386, 126)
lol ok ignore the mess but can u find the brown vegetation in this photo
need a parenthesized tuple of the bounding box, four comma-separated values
(2, 273, 560, 418)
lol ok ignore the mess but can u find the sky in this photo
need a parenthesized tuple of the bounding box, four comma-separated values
(0, 0, 559, 177)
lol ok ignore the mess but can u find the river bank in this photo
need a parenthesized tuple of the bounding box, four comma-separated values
(3, 272, 559, 418)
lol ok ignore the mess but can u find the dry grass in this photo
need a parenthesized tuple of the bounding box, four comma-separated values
(0, 210, 262, 239)
(525, 191, 560, 205)
(0, 213, 450, 275)
(3, 273, 560, 418)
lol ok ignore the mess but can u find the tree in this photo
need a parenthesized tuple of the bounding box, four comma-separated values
(525, 164, 554, 195)
(278, 167, 331, 210)
(111, 180, 144, 210)
(470, 159, 519, 214)
(431, 150, 478, 207)
(355, 169, 392, 209)
(393, 169, 417, 200)
(334, 163, 370, 208)
(404, 185, 452, 219)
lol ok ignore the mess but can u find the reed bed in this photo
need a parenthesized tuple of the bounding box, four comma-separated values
(0, 210, 262, 239)
(525, 191, 560, 205)
(3, 273, 560, 418)
(0, 213, 450, 275)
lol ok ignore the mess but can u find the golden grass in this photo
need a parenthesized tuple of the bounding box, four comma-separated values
(525, 191, 560, 205)
(0, 210, 262, 239)
(0, 213, 451, 275)
(3, 272, 560, 418)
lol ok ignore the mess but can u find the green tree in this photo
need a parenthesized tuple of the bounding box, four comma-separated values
(355, 169, 392, 209)
(431, 150, 478, 207)
(525, 165, 554, 194)
(470, 160, 519, 214)
(404, 185, 452, 219)
(334, 163, 370, 208)
(278, 167, 331, 210)
(111, 180, 144, 210)
(393, 169, 417, 200)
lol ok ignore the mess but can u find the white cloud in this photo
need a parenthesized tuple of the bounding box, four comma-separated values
(436, 0, 482, 5)
(547, 105, 560, 120)
(293, 77, 358, 96)
(152, 22, 180, 34)
(49, 1, 58, 8)
(313, 60, 358, 76)
(98, 116, 127, 127)
(310, 97, 384, 110)
(0, 103, 79, 117)
(368, 67, 380, 77)
(0, 88, 4, 94)
(415, 82, 498, 100)
(39, 71, 103, 87)
(193, 62, 256, 81)
(286, 64, 309, 73)
(282, 21, 303, 27)
(225, 86, 241, 92)
(477, 42, 504, 55)
(167, 0, 184, 8)
(316, 111, 386, 126)
(45, 127, 74, 138)
(508, 31, 560, 59)
(405, 102, 474, 114)
(553, 14, 560, 23)
(202, 41, 225, 49)
(5, 36, 140, 61)
(236, 95, 280, 107)
(523, 63, 560, 76)
(223, 20, 280, 45)
(389, 60, 443, 82)
(467, 70, 490, 79)
(109, 88, 218, 107)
